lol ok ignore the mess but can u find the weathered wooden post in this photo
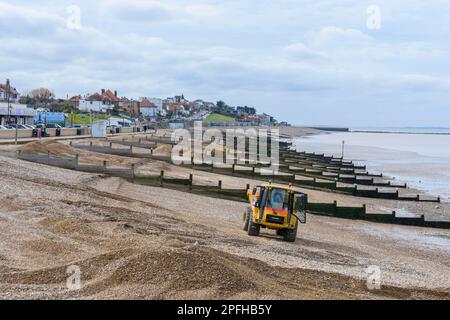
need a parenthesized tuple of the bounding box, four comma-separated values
(90, 141, 93, 147)
(160, 170, 164, 187)
(218, 180, 222, 192)
(103, 161, 107, 173)
(75, 154, 79, 169)
(131, 164, 135, 178)
(109, 142, 113, 149)
(189, 173, 193, 191)
(47, 151, 51, 164)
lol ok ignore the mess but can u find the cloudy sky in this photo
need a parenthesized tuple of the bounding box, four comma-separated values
(1, 0, 450, 127)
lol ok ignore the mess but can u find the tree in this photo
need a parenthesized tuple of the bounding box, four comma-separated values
(216, 100, 227, 110)
(29, 88, 55, 105)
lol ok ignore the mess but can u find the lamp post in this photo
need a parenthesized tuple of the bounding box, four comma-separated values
(6, 79, 11, 125)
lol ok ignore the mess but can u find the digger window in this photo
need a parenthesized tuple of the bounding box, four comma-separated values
(268, 189, 288, 211)
(252, 187, 262, 206)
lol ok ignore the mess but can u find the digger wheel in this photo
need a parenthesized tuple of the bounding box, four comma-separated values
(247, 215, 260, 237)
(283, 222, 298, 242)
(242, 207, 251, 231)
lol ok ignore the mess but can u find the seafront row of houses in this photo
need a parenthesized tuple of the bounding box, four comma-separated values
(68, 91, 212, 118)
(0, 79, 282, 128)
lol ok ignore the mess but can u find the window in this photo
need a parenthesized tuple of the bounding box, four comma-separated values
(269, 189, 287, 211)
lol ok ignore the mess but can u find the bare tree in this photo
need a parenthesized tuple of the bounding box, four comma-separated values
(29, 88, 55, 105)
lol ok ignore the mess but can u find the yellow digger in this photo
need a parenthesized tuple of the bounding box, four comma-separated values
(243, 183, 307, 242)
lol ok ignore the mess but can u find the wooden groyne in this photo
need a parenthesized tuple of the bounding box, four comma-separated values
(15, 152, 450, 230)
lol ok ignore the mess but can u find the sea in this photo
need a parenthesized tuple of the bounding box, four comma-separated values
(293, 127, 450, 201)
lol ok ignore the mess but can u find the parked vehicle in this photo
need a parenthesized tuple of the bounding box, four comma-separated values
(35, 124, 62, 129)
(0, 125, 8, 130)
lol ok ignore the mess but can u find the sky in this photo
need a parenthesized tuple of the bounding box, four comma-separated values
(1, 0, 450, 127)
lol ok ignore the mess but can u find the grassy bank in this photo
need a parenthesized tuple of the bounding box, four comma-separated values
(204, 113, 236, 123)
(68, 113, 110, 125)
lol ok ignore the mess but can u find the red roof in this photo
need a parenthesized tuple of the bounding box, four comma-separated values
(87, 93, 103, 101)
(102, 90, 122, 103)
(69, 95, 81, 102)
(140, 98, 156, 108)
(0, 83, 19, 96)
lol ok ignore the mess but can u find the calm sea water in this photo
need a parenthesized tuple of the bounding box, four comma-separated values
(293, 129, 450, 200)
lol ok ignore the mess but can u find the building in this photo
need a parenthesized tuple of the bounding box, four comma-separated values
(174, 94, 186, 103)
(140, 98, 158, 117)
(0, 102, 37, 125)
(78, 98, 111, 112)
(101, 89, 123, 109)
(122, 99, 140, 116)
(258, 113, 273, 126)
(72, 89, 124, 112)
(165, 102, 186, 113)
(0, 80, 20, 103)
(168, 119, 185, 129)
(147, 98, 163, 112)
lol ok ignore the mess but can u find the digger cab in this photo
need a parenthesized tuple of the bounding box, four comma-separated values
(243, 184, 307, 242)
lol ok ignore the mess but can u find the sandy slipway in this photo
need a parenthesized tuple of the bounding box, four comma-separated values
(0, 155, 449, 299)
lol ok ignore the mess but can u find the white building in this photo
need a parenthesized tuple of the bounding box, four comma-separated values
(78, 99, 112, 112)
(147, 98, 163, 112)
(140, 106, 158, 117)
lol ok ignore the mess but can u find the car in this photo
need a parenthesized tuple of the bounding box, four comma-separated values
(24, 124, 35, 129)
(0, 125, 8, 130)
(46, 124, 62, 129)
(35, 124, 62, 129)
(2, 124, 28, 130)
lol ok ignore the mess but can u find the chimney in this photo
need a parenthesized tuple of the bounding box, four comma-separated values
(114, 90, 117, 97)
(101, 89, 105, 94)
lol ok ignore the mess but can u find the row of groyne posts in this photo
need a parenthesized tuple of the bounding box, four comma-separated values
(16, 147, 450, 230)
(16, 136, 450, 229)
(65, 135, 440, 203)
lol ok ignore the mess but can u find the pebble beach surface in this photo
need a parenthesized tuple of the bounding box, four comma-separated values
(0, 150, 449, 299)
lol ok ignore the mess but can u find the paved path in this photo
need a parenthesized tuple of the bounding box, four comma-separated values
(0, 132, 150, 145)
